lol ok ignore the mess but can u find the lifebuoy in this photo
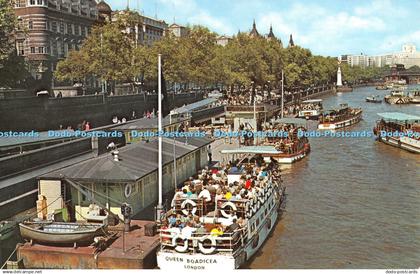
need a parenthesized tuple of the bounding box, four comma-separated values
(172, 236, 189, 253)
(220, 202, 237, 218)
(181, 199, 197, 216)
(124, 183, 133, 198)
(198, 236, 216, 254)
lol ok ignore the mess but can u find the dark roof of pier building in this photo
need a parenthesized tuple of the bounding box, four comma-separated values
(40, 137, 213, 183)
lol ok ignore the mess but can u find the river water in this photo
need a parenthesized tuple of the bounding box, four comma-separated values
(249, 85, 420, 269)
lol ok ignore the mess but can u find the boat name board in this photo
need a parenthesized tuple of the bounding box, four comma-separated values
(158, 253, 235, 270)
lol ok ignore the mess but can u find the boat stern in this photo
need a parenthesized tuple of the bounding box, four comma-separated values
(157, 251, 242, 270)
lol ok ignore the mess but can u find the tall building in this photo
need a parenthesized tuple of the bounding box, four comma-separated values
(14, 0, 102, 80)
(249, 19, 260, 38)
(168, 23, 188, 38)
(342, 44, 420, 68)
(288, 34, 294, 47)
(112, 10, 168, 46)
(246, 21, 283, 46)
(216, 35, 231, 47)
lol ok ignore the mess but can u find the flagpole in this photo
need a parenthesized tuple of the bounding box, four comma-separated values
(157, 54, 163, 221)
(281, 69, 284, 118)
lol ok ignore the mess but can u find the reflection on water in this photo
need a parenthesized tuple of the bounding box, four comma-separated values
(249, 86, 420, 269)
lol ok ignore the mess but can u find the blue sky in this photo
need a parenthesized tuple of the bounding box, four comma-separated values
(107, 0, 420, 57)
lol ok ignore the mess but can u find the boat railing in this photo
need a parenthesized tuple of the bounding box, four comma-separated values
(172, 198, 206, 217)
(159, 227, 247, 253)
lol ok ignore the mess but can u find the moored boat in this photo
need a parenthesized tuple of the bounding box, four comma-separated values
(373, 112, 420, 154)
(366, 96, 382, 103)
(19, 221, 106, 246)
(408, 90, 420, 104)
(297, 99, 323, 119)
(375, 85, 388, 90)
(318, 104, 362, 130)
(156, 152, 286, 270)
(259, 117, 310, 163)
(384, 90, 410, 104)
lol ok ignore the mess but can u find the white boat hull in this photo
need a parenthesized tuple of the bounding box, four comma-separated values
(272, 152, 307, 163)
(378, 136, 420, 154)
(157, 252, 240, 271)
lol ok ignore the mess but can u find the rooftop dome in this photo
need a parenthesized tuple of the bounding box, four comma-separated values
(97, 0, 112, 14)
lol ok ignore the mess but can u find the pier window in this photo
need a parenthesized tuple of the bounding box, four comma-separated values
(30, 47, 35, 54)
(28, 20, 33, 29)
(29, 0, 35, 5)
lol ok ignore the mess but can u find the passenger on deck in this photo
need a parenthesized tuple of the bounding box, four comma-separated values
(198, 184, 211, 202)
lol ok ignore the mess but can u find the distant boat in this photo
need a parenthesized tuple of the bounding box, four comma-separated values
(297, 99, 323, 120)
(373, 112, 420, 154)
(384, 90, 410, 104)
(318, 103, 362, 130)
(408, 90, 420, 104)
(375, 85, 388, 90)
(19, 221, 105, 246)
(366, 96, 382, 103)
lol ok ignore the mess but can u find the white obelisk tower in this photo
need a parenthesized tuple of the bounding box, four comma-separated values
(337, 67, 343, 86)
(337, 60, 343, 87)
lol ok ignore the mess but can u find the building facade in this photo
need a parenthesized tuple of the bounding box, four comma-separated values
(342, 44, 420, 68)
(111, 10, 168, 46)
(168, 23, 188, 38)
(14, 0, 102, 80)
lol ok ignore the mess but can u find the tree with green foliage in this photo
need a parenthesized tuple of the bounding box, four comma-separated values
(0, 0, 16, 62)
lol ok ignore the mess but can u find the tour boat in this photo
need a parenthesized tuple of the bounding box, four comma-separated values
(318, 104, 362, 130)
(156, 153, 286, 270)
(297, 99, 323, 119)
(408, 90, 420, 104)
(258, 117, 310, 163)
(384, 90, 410, 104)
(365, 96, 382, 103)
(373, 112, 420, 154)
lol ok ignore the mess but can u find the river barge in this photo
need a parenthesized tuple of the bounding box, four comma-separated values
(318, 104, 362, 130)
(373, 112, 420, 154)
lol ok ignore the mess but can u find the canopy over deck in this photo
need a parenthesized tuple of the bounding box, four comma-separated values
(377, 112, 420, 122)
(302, 99, 323, 103)
(221, 146, 280, 155)
(170, 98, 217, 115)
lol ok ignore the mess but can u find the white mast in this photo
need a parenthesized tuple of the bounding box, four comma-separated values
(281, 69, 284, 118)
(156, 54, 163, 221)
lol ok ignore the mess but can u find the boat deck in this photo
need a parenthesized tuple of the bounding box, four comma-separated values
(16, 220, 159, 269)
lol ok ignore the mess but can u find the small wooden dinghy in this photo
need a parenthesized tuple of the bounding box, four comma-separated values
(19, 221, 105, 246)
